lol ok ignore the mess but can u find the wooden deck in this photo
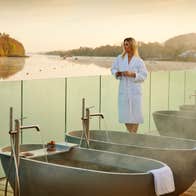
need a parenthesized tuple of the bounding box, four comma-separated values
(0, 178, 12, 196)
(0, 178, 195, 196)
(181, 181, 196, 196)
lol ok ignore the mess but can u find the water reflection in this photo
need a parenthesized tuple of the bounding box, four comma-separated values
(0, 57, 25, 79)
(0, 54, 110, 81)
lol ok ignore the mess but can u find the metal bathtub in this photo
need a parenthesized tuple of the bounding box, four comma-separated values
(0, 143, 167, 196)
(153, 110, 196, 139)
(66, 130, 196, 195)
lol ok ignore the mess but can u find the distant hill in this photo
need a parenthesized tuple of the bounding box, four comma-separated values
(0, 33, 25, 57)
(44, 33, 196, 61)
(165, 33, 196, 51)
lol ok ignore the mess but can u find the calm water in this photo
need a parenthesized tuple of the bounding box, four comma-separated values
(1, 54, 196, 81)
(0, 54, 110, 81)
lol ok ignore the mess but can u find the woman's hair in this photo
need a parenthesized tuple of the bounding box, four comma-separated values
(121, 37, 139, 58)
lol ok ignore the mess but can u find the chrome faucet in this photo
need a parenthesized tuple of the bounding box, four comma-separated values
(8, 107, 40, 196)
(189, 90, 196, 105)
(81, 98, 104, 147)
(9, 119, 40, 164)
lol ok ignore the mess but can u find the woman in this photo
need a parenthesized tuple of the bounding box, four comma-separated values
(111, 37, 148, 133)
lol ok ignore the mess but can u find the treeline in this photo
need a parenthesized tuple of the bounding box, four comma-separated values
(45, 33, 196, 61)
(45, 43, 190, 60)
(46, 45, 122, 57)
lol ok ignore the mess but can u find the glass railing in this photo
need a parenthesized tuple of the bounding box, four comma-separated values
(22, 78, 66, 144)
(0, 70, 196, 177)
(0, 80, 21, 177)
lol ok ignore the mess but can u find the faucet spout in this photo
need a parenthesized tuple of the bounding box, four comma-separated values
(189, 93, 196, 105)
(89, 113, 104, 119)
(189, 94, 196, 98)
(20, 125, 40, 132)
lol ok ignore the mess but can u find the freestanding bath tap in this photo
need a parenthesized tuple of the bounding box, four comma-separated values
(81, 98, 104, 147)
(8, 107, 40, 196)
(189, 90, 196, 105)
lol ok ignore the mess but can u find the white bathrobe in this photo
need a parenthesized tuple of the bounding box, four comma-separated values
(111, 54, 148, 124)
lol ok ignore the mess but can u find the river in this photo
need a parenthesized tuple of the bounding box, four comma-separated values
(0, 54, 196, 81)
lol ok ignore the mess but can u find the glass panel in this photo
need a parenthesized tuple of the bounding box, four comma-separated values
(150, 71, 169, 133)
(66, 76, 100, 132)
(169, 71, 185, 110)
(22, 78, 65, 144)
(100, 75, 126, 131)
(185, 71, 196, 105)
(0, 81, 21, 177)
(138, 72, 150, 134)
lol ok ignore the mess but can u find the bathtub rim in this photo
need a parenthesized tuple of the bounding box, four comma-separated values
(66, 130, 196, 151)
(0, 144, 167, 176)
(152, 110, 196, 120)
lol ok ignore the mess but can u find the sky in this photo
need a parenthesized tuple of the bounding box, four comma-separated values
(0, 0, 196, 52)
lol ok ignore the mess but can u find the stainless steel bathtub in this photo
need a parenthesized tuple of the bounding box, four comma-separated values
(153, 110, 196, 139)
(66, 130, 196, 196)
(0, 143, 168, 196)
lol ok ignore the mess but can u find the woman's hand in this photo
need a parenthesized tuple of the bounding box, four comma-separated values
(123, 71, 136, 78)
(116, 71, 122, 77)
